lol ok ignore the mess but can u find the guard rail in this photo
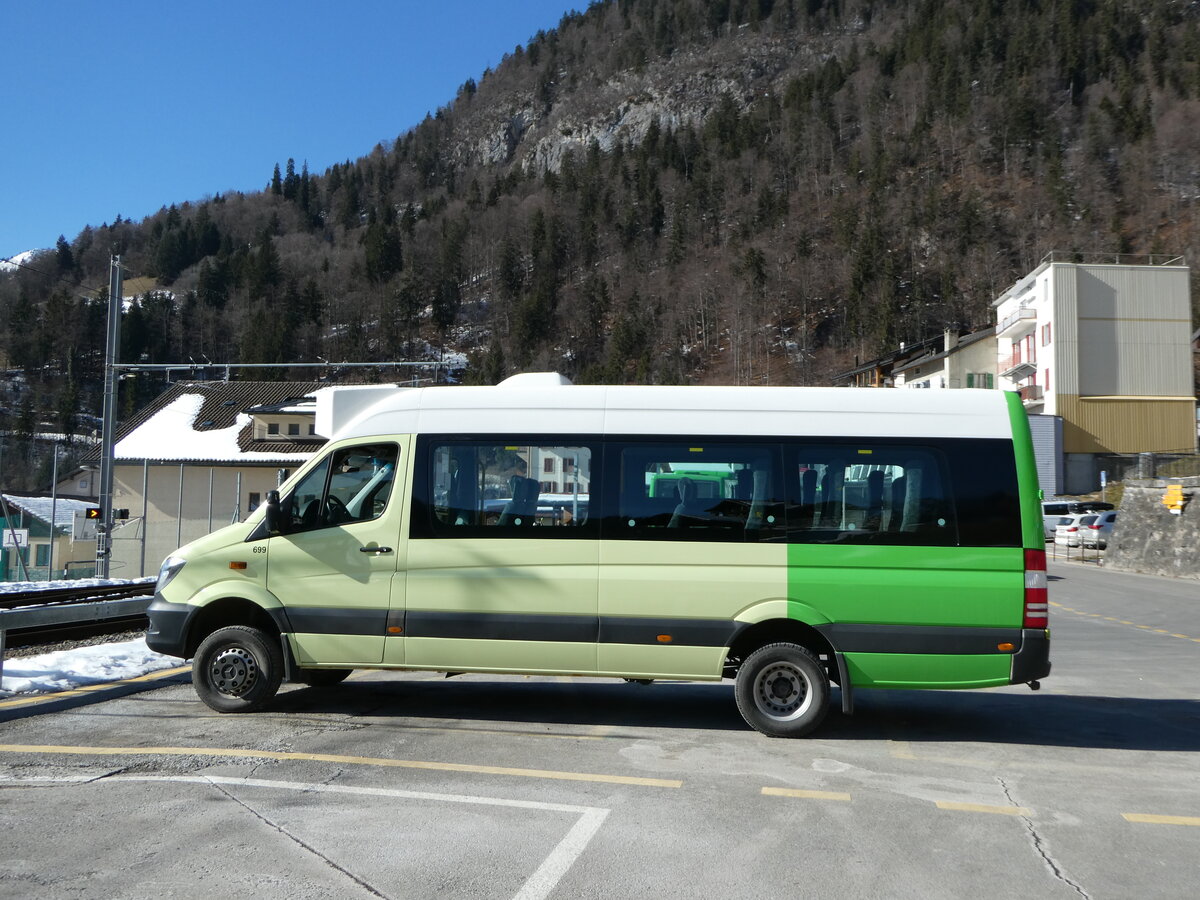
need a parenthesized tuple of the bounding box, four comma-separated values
(0, 579, 156, 687)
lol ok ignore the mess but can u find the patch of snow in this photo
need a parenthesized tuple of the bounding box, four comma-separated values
(0, 249, 42, 272)
(0, 638, 182, 696)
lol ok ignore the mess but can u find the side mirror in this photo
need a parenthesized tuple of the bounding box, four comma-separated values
(264, 490, 282, 535)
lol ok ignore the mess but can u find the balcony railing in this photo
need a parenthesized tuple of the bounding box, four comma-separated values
(997, 306, 1037, 336)
(1001, 354, 1037, 380)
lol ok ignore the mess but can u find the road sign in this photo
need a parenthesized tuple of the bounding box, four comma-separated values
(1163, 484, 1186, 515)
(2, 528, 29, 549)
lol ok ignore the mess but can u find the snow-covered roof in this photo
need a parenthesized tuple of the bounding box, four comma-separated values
(114, 394, 317, 464)
(1, 495, 97, 532)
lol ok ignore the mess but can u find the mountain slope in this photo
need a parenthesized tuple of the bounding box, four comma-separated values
(2, 0, 1198, 447)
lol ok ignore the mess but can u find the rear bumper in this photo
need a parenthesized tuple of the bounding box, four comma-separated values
(1011, 628, 1051, 683)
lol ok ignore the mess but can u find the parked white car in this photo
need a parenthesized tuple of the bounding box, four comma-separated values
(1054, 514, 1090, 547)
(1042, 500, 1115, 540)
(1081, 511, 1118, 549)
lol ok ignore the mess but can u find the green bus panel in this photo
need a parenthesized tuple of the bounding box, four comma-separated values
(844, 651, 1012, 689)
(787, 545, 1024, 630)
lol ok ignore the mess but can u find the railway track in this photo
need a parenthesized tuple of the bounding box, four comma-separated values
(1, 580, 157, 650)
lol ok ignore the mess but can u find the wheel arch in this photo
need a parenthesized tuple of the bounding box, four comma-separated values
(183, 596, 287, 659)
(726, 618, 837, 679)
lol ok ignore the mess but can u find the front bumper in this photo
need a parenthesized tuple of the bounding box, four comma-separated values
(145, 595, 195, 658)
(1011, 628, 1051, 683)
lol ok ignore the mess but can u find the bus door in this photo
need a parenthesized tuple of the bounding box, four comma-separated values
(404, 440, 600, 674)
(267, 441, 406, 666)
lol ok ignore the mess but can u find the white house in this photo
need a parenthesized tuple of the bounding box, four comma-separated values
(892, 328, 997, 390)
(92, 381, 381, 578)
(993, 253, 1195, 492)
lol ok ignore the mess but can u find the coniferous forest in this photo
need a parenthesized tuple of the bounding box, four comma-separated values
(2, 0, 1199, 489)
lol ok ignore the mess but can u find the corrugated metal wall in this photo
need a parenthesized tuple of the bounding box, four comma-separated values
(1073, 265, 1192, 397)
(1028, 414, 1063, 495)
(1058, 396, 1198, 453)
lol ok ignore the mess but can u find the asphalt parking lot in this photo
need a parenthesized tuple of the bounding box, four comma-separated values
(1, 560, 1198, 899)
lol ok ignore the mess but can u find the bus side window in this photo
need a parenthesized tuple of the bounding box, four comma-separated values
(427, 442, 593, 535)
(786, 443, 955, 546)
(611, 443, 784, 541)
(278, 443, 399, 535)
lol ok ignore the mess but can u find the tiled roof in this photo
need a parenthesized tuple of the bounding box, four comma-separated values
(2, 494, 96, 532)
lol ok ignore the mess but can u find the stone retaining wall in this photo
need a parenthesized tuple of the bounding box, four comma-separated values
(1104, 476, 1200, 580)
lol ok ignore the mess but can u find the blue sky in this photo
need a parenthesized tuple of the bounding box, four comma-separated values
(0, 1, 584, 261)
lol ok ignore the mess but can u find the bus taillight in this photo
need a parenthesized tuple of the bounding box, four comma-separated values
(1024, 548, 1048, 629)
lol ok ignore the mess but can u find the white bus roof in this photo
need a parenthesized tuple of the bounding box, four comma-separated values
(321, 373, 1015, 441)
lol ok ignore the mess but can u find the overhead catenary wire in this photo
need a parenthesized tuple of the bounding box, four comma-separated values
(0, 252, 115, 301)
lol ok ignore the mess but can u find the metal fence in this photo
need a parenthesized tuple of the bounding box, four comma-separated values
(1095, 452, 1200, 484)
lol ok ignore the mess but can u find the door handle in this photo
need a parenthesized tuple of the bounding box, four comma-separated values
(359, 546, 393, 554)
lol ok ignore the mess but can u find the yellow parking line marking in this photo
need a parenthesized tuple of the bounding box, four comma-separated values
(936, 801, 1030, 816)
(0, 666, 190, 710)
(1123, 813, 1200, 827)
(762, 787, 851, 801)
(386, 723, 607, 741)
(0, 744, 682, 788)
(889, 740, 916, 759)
(1050, 604, 1198, 643)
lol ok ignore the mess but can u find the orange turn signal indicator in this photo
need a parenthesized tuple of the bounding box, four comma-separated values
(997, 642, 1015, 652)
(656, 634, 673, 643)
(229, 561, 248, 570)
(387, 625, 404, 634)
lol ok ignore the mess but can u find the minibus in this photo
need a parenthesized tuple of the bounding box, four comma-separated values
(147, 373, 1050, 737)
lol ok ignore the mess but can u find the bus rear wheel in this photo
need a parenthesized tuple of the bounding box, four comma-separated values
(193, 625, 283, 713)
(735, 642, 829, 737)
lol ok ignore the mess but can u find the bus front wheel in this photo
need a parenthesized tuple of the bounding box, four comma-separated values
(193, 625, 284, 713)
(734, 642, 829, 737)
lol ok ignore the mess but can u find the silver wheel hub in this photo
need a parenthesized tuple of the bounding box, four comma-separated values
(210, 647, 258, 697)
(753, 662, 813, 721)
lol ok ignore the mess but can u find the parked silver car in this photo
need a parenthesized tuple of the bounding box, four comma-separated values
(1081, 510, 1118, 549)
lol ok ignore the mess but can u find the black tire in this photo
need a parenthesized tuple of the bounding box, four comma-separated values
(192, 625, 284, 713)
(734, 642, 830, 737)
(296, 668, 354, 687)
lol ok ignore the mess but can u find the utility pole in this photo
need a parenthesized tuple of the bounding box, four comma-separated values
(96, 254, 122, 577)
(49, 442, 60, 581)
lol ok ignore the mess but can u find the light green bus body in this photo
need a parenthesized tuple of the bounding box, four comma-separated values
(147, 378, 1050, 734)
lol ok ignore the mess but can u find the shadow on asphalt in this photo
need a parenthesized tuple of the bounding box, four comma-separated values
(271, 677, 1200, 751)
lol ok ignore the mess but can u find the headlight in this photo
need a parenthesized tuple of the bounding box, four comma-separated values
(155, 555, 187, 594)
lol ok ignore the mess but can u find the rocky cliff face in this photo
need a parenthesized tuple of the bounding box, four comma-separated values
(460, 28, 834, 173)
(1105, 477, 1200, 580)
